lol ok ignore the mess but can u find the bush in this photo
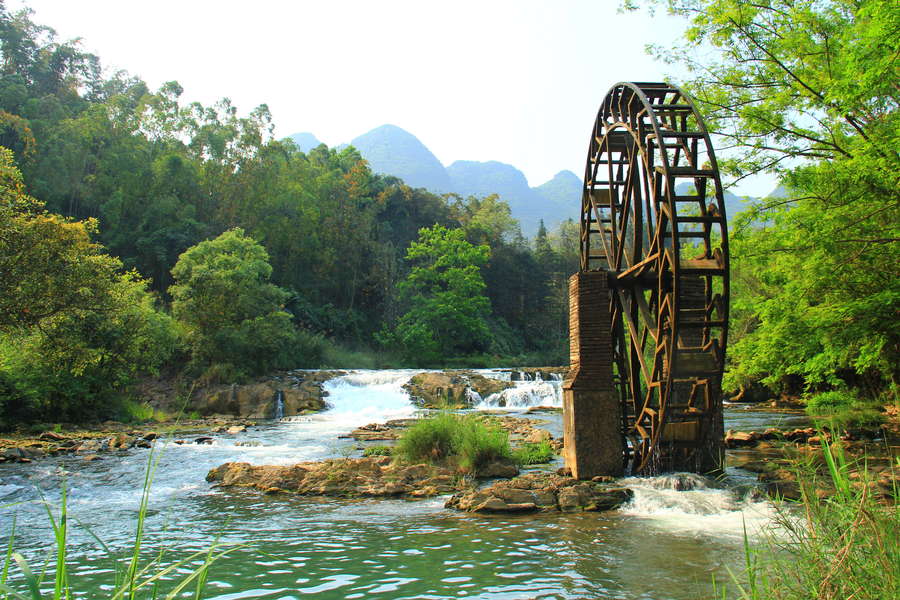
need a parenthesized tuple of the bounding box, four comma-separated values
(362, 445, 393, 457)
(395, 413, 511, 472)
(170, 228, 321, 379)
(805, 390, 857, 415)
(805, 390, 886, 430)
(513, 440, 556, 465)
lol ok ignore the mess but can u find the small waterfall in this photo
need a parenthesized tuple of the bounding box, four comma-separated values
(273, 390, 285, 420)
(465, 387, 483, 405)
(478, 378, 562, 409)
(618, 473, 774, 538)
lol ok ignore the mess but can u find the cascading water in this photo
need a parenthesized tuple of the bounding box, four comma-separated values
(476, 370, 563, 409)
(273, 390, 284, 420)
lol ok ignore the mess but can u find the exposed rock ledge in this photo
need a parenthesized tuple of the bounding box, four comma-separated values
(403, 371, 514, 408)
(445, 472, 633, 514)
(190, 371, 344, 419)
(207, 457, 465, 498)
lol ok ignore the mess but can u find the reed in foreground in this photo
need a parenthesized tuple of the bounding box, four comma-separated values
(0, 448, 242, 599)
(725, 440, 898, 600)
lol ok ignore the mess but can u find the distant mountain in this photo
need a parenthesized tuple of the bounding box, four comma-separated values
(287, 132, 323, 153)
(446, 162, 581, 236)
(349, 124, 453, 193)
(534, 170, 582, 224)
(284, 126, 585, 235)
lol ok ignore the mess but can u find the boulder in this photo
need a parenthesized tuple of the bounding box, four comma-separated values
(403, 372, 472, 408)
(446, 472, 633, 513)
(477, 458, 519, 478)
(724, 430, 759, 448)
(226, 425, 246, 435)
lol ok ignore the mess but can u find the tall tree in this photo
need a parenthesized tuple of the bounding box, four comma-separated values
(380, 225, 492, 364)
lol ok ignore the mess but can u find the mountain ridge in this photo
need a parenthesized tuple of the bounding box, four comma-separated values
(286, 125, 764, 235)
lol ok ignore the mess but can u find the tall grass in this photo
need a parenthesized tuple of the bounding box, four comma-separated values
(725, 439, 899, 600)
(395, 413, 511, 472)
(0, 447, 242, 599)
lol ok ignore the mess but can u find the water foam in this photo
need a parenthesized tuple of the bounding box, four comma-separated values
(618, 473, 774, 539)
(477, 374, 562, 409)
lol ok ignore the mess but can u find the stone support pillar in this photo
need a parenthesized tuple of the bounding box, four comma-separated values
(562, 271, 623, 478)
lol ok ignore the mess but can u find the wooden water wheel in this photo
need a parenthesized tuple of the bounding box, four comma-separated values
(580, 82, 730, 474)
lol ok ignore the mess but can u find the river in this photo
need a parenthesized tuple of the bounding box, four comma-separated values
(0, 370, 801, 599)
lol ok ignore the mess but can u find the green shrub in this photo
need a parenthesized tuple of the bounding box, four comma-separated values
(805, 390, 886, 430)
(513, 440, 556, 465)
(395, 413, 511, 472)
(805, 390, 857, 415)
(362, 445, 393, 457)
(396, 413, 460, 463)
(455, 421, 511, 472)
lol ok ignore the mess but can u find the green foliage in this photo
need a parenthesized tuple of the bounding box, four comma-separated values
(804, 390, 886, 430)
(804, 390, 857, 415)
(512, 440, 556, 465)
(395, 413, 511, 473)
(169, 228, 320, 380)
(0, 147, 177, 424)
(380, 225, 493, 364)
(362, 445, 393, 457)
(726, 440, 899, 600)
(118, 400, 175, 424)
(625, 1, 900, 400)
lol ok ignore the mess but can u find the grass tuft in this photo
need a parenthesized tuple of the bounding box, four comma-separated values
(512, 440, 556, 465)
(395, 413, 511, 473)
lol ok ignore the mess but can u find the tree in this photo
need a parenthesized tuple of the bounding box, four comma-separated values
(380, 225, 492, 363)
(0, 146, 120, 330)
(627, 0, 900, 397)
(0, 147, 176, 423)
(169, 228, 318, 379)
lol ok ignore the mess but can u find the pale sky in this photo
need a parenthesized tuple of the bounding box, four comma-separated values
(9, 0, 775, 196)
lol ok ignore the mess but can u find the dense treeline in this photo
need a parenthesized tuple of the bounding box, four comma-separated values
(0, 3, 575, 425)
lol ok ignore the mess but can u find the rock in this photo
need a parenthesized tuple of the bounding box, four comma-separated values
(235, 441, 262, 447)
(472, 496, 539, 513)
(725, 430, 759, 448)
(110, 433, 135, 450)
(39, 431, 68, 442)
(75, 439, 102, 453)
(188, 372, 340, 419)
(403, 372, 473, 408)
(207, 457, 468, 499)
(226, 425, 246, 434)
(82, 454, 102, 462)
(143, 432, 159, 441)
(446, 472, 633, 513)
(194, 437, 214, 445)
(476, 458, 519, 479)
(524, 429, 552, 444)
(2, 447, 27, 461)
(135, 440, 152, 449)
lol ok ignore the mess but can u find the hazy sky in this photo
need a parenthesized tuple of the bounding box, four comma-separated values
(10, 0, 774, 195)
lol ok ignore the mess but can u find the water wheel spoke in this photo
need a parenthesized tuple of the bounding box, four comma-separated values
(580, 81, 729, 475)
